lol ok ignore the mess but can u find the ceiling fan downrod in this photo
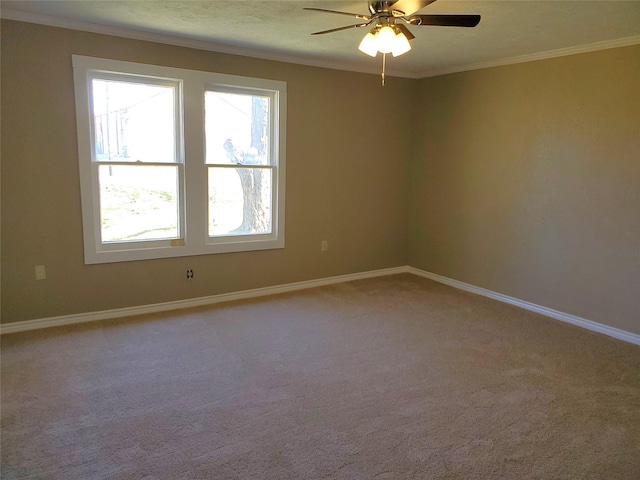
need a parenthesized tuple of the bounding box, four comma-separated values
(382, 52, 386, 86)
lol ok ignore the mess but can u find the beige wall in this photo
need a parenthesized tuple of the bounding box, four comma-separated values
(1, 20, 414, 322)
(408, 46, 640, 334)
(2, 20, 638, 337)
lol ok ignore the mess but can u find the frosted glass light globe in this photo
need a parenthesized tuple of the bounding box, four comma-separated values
(376, 26, 396, 54)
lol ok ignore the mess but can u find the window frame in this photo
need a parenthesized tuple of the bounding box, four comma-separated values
(73, 55, 286, 264)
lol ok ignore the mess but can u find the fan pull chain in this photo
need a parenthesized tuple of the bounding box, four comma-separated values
(381, 52, 386, 86)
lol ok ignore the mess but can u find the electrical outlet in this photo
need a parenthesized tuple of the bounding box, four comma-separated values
(186, 268, 194, 280)
(321, 240, 329, 252)
(35, 265, 46, 280)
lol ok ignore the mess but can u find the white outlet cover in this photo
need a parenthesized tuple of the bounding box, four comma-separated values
(35, 265, 46, 280)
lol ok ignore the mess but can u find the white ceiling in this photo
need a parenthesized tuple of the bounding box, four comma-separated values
(2, 1, 639, 78)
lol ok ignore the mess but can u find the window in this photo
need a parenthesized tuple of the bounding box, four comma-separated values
(73, 56, 286, 264)
(205, 90, 273, 238)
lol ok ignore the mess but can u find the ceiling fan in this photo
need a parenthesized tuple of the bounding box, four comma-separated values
(304, 0, 481, 84)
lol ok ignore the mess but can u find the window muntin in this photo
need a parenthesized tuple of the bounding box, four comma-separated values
(73, 56, 286, 264)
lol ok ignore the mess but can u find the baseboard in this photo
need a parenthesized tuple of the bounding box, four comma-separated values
(3, 265, 638, 347)
(407, 267, 640, 346)
(0, 266, 408, 335)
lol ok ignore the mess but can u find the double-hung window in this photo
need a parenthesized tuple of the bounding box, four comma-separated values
(73, 56, 286, 264)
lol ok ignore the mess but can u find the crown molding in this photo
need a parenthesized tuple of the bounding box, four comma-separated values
(2, 8, 638, 81)
(417, 35, 640, 79)
(0, 8, 415, 79)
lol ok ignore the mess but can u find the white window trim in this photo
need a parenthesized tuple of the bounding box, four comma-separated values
(73, 55, 286, 264)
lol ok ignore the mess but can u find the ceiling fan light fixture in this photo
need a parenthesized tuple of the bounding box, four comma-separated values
(306, 2, 481, 85)
(375, 25, 396, 54)
(391, 31, 411, 57)
(358, 24, 412, 58)
(358, 31, 379, 57)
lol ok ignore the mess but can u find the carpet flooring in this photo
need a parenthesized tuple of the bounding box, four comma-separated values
(1, 274, 639, 479)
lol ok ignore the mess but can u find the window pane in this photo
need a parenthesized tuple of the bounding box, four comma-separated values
(205, 92, 270, 166)
(209, 167, 272, 236)
(99, 165, 179, 242)
(92, 79, 176, 163)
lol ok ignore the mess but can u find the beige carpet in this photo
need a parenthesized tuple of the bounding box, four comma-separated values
(2, 274, 639, 479)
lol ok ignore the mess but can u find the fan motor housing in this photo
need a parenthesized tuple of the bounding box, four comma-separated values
(369, 1, 401, 16)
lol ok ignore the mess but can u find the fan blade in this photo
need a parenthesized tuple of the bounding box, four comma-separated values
(396, 23, 415, 41)
(311, 23, 370, 35)
(389, 0, 438, 16)
(409, 14, 481, 27)
(303, 8, 370, 20)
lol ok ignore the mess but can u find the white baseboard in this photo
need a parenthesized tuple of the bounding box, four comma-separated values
(0, 266, 407, 335)
(406, 267, 640, 346)
(2, 265, 639, 347)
